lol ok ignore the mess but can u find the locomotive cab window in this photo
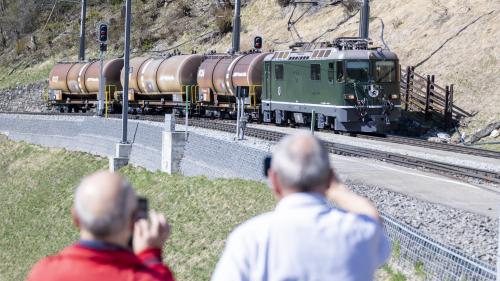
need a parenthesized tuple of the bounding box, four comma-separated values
(346, 61, 369, 82)
(275, 64, 284, 80)
(328, 63, 335, 84)
(336, 61, 344, 82)
(375, 61, 396, 83)
(310, 64, 321, 81)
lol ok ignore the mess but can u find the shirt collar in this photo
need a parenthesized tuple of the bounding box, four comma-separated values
(275, 192, 330, 211)
(78, 239, 129, 252)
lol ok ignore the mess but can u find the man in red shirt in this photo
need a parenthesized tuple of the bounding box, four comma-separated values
(27, 171, 175, 281)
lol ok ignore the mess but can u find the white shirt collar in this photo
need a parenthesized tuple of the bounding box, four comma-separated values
(275, 192, 330, 211)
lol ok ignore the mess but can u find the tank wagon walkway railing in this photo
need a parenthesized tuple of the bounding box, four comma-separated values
(399, 66, 473, 129)
(382, 212, 496, 281)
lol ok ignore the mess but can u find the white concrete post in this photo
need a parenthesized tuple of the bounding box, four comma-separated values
(161, 114, 186, 174)
(109, 142, 132, 172)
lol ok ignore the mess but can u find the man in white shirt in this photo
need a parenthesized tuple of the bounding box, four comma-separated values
(211, 133, 391, 281)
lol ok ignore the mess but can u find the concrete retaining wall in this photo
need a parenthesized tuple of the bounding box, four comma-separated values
(0, 114, 266, 180)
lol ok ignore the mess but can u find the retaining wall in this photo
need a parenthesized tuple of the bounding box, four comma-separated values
(0, 114, 266, 180)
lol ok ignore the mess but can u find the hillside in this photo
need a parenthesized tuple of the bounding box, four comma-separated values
(0, 0, 498, 135)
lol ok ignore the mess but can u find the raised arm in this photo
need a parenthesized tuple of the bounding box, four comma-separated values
(326, 182, 380, 220)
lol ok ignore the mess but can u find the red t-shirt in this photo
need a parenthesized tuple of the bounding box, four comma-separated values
(26, 244, 175, 281)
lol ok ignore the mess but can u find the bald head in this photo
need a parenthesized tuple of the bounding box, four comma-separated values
(74, 171, 137, 239)
(271, 133, 331, 192)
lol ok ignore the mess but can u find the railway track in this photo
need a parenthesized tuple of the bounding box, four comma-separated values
(180, 118, 500, 186)
(2, 111, 499, 185)
(355, 134, 500, 160)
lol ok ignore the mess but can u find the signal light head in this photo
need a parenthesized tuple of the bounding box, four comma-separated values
(98, 23, 108, 43)
(254, 36, 262, 50)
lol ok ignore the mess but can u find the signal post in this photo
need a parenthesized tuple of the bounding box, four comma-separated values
(97, 22, 108, 117)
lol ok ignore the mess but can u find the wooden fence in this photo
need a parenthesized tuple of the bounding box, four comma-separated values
(400, 66, 472, 129)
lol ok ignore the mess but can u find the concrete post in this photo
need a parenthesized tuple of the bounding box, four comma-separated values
(161, 114, 186, 174)
(109, 143, 132, 172)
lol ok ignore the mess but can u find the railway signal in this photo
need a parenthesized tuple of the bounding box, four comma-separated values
(98, 23, 108, 44)
(96, 22, 109, 116)
(254, 36, 263, 50)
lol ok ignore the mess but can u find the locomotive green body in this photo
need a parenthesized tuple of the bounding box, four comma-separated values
(261, 39, 401, 132)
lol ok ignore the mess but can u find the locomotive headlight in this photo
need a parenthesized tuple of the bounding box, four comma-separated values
(344, 94, 356, 100)
(390, 94, 400, 100)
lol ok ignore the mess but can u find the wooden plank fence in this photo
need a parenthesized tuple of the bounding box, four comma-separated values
(400, 66, 472, 129)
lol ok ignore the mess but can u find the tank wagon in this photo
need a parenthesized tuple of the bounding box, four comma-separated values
(196, 52, 268, 119)
(48, 59, 123, 112)
(262, 38, 401, 132)
(120, 55, 202, 113)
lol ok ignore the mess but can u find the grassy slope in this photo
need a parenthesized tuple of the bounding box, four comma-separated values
(0, 135, 274, 281)
(0, 136, 408, 280)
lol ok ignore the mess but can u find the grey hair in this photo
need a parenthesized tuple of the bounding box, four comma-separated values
(74, 179, 134, 238)
(271, 133, 331, 192)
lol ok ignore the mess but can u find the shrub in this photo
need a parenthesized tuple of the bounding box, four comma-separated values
(214, 7, 233, 34)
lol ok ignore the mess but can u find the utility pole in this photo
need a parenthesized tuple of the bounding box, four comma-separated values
(122, 0, 131, 143)
(231, 0, 241, 54)
(359, 0, 370, 39)
(79, 0, 87, 61)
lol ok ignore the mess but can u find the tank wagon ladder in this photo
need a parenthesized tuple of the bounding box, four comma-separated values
(180, 85, 199, 114)
(104, 85, 117, 118)
(248, 85, 261, 109)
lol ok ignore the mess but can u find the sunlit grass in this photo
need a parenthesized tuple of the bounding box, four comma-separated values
(0, 136, 274, 281)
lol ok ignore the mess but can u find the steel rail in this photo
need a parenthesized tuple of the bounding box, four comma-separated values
(354, 134, 500, 160)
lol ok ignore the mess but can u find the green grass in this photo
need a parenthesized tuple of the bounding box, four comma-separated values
(0, 136, 275, 281)
(414, 260, 426, 279)
(382, 264, 407, 281)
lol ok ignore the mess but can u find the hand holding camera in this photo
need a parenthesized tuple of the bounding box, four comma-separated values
(133, 210, 171, 254)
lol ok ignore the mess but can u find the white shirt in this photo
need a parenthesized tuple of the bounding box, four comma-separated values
(211, 192, 391, 281)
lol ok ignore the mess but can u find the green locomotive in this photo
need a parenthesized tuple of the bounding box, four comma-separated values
(261, 38, 401, 133)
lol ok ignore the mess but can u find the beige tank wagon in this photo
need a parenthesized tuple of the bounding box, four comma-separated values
(120, 55, 203, 109)
(48, 59, 124, 112)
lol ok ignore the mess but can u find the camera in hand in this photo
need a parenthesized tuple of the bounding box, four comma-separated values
(136, 197, 148, 220)
(263, 156, 272, 177)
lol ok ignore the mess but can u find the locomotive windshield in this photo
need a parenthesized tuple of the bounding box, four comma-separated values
(346, 61, 369, 82)
(374, 61, 396, 83)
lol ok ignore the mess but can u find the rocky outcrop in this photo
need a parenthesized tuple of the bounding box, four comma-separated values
(0, 81, 48, 112)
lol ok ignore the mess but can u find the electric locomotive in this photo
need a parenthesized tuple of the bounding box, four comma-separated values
(262, 38, 401, 133)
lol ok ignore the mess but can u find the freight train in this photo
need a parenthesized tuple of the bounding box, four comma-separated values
(47, 37, 401, 133)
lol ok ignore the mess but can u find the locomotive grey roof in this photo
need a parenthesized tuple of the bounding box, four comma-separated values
(266, 48, 398, 62)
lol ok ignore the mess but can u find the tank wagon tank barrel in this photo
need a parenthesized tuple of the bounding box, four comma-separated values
(48, 59, 123, 111)
(120, 55, 203, 109)
(197, 52, 268, 107)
